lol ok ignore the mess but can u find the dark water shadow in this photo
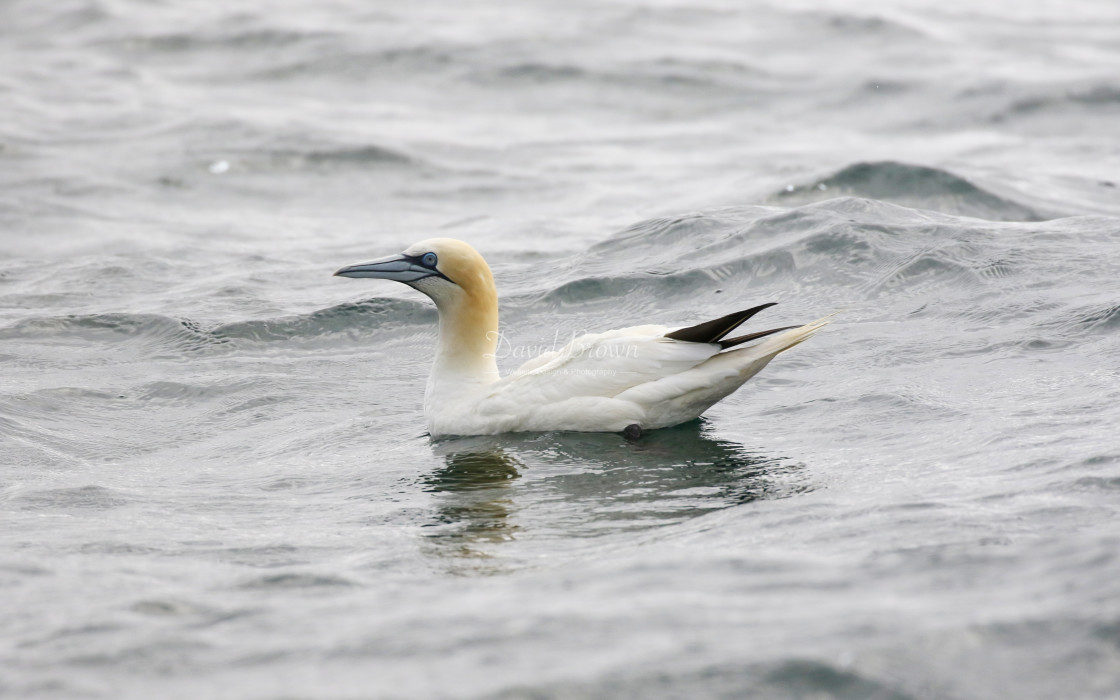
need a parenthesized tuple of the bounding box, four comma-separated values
(420, 421, 809, 564)
(419, 446, 525, 563)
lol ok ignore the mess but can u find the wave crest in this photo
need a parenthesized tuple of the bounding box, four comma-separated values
(774, 161, 1049, 222)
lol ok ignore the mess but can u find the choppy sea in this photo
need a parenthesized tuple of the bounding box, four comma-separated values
(3, 1, 1120, 698)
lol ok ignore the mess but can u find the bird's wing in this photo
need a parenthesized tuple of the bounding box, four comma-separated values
(481, 325, 720, 411)
(616, 315, 833, 427)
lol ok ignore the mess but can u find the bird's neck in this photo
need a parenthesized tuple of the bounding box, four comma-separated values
(429, 291, 500, 389)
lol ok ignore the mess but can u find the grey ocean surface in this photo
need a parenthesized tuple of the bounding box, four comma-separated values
(3, 0, 1120, 698)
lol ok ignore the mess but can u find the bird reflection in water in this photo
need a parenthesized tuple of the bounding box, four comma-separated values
(534, 421, 809, 532)
(421, 441, 524, 565)
(421, 420, 808, 565)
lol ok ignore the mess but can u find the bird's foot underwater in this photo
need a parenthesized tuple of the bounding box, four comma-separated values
(622, 424, 643, 441)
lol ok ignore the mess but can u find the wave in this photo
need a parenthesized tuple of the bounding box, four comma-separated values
(6, 201, 1117, 372)
(0, 313, 221, 356)
(212, 298, 435, 342)
(118, 27, 337, 53)
(249, 44, 462, 82)
(574, 197, 979, 288)
(517, 199, 1120, 356)
(197, 144, 420, 175)
(0, 298, 436, 356)
(199, 139, 423, 175)
(1001, 82, 1120, 118)
(495, 658, 913, 699)
(480, 59, 771, 96)
(772, 161, 1049, 222)
(12, 485, 135, 512)
(154, 113, 428, 177)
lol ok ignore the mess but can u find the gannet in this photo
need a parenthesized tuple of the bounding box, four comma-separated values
(335, 238, 828, 438)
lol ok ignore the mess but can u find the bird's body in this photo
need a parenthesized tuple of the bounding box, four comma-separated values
(336, 238, 827, 438)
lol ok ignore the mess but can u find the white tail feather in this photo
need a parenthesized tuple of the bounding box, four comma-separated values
(745, 313, 835, 362)
(616, 313, 834, 428)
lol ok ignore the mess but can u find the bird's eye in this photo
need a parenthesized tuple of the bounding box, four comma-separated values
(421, 252, 438, 267)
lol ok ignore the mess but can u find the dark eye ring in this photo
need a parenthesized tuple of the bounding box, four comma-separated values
(421, 252, 437, 267)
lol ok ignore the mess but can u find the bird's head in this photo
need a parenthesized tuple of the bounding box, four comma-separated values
(334, 238, 496, 311)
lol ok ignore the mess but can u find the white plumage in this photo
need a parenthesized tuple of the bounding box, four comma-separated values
(336, 238, 827, 437)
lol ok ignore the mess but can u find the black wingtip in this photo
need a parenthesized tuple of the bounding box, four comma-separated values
(718, 325, 798, 349)
(664, 302, 777, 344)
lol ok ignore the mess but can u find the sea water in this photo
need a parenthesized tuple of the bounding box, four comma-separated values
(3, 1, 1120, 697)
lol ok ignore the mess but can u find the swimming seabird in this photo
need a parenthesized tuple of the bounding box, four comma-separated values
(336, 238, 828, 437)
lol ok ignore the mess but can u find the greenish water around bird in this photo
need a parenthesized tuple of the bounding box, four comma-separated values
(3, 1, 1120, 698)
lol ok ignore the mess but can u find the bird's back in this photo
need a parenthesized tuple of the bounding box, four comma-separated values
(425, 317, 826, 435)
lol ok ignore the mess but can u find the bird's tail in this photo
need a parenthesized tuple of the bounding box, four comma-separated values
(707, 312, 833, 382)
(744, 313, 833, 360)
(620, 313, 834, 429)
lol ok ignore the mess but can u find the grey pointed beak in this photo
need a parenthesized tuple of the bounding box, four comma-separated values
(334, 254, 433, 283)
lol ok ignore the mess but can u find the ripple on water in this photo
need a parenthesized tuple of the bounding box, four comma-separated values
(12, 485, 135, 512)
(421, 423, 809, 561)
(0, 298, 437, 368)
(490, 659, 916, 700)
(212, 298, 436, 344)
(773, 161, 1050, 221)
(236, 573, 357, 590)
